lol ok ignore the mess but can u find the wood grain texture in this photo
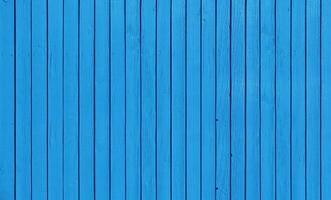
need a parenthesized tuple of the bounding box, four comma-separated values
(0, 0, 329, 199)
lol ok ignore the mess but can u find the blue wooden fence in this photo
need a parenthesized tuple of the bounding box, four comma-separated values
(0, 0, 331, 199)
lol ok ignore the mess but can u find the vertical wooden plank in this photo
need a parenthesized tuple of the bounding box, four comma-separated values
(171, 0, 185, 198)
(141, 0, 157, 198)
(260, 0, 276, 199)
(0, 0, 15, 199)
(186, 0, 203, 198)
(48, 0, 64, 198)
(321, 0, 331, 198)
(186, 0, 201, 198)
(79, 0, 95, 198)
(291, 0, 306, 198)
(216, 0, 230, 198)
(231, 0, 245, 199)
(275, 0, 291, 199)
(306, 0, 321, 199)
(32, 0, 48, 199)
(16, 0, 32, 198)
(63, 0, 79, 199)
(246, 0, 260, 198)
(110, 0, 125, 198)
(156, 0, 171, 199)
(95, 0, 110, 199)
(201, 0, 216, 198)
(126, 0, 141, 198)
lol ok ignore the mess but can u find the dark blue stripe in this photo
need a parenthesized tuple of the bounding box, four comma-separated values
(62, 0, 65, 198)
(155, 0, 158, 198)
(244, 0, 247, 198)
(319, 0, 322, 199)
(274, 0, 277, 199)
(124, 0, 127, 199)
(184, 0, 188, 198)
(199, 0, 202, 198)
(258, 0, 262, 199)
(214, 0, 217, 198)
(170, 0, 173, 198)
(46, 0, 49, 198)
(30, 0, 33, 197)
(229, 0, 232, 199)
(139, 0, 142, 199)
(108, 0, 111, 197)
(290, 0, 293, 199)
(77, 0, 81, 198)
(93, 0, 96, 198)
(14, 0, 17, 198)
(304, 0, 307, 198)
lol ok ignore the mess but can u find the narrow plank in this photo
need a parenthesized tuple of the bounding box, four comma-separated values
(260, 0, 276, 199)
(275, 0, 291, 199)
(231, 0, 245, 198)
(291, 0, 306, 198)
(201, 0, 216, 198)
(32, 0, 48, 199)
(156, 0, 171, 199)
(63, 0, 79, 199)
(321, 0, 331, 198)
(246, 0, 260, 198)
(186, 0, 201, 198)
(0, 0, 15, 199)
(95, 0, 110, 199)
(79, 0, 95, 198)
(141, 0, 157, 198)
(171, 0, 186, 198)
(306, 0, 321, 199)
(216, 0, 231, 198)
(126, 0, 141, 198)
(16, 0, 32, 198)
(48, 0, 64, 198)
(110, 0, 126, 198)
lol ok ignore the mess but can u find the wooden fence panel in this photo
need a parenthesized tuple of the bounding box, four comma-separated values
(0, 0, 330, 199)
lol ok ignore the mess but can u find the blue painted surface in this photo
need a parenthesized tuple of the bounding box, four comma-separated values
(0, 0, 330, 199)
